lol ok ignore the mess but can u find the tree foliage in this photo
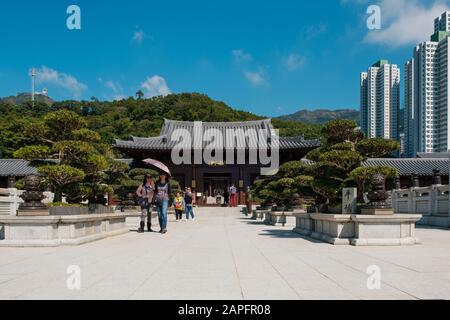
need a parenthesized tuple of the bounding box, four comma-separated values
(38, 165, 85, 202)
(356, 138, 400, 158)
(9, 110, 121, 204)
(0, 94, 322, 160)
(301, 120, 400, 208)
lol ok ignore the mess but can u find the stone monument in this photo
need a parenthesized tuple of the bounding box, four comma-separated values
(342, 188, 357, 214)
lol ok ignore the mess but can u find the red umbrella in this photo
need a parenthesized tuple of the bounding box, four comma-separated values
(143, 158, 172, 176)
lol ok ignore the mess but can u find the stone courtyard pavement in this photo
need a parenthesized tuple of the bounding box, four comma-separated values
(1, 207, 450, 300)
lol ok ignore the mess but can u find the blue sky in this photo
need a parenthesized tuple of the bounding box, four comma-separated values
(0, 0, 448, 117)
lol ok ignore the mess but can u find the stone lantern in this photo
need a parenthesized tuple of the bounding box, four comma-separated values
(120, 192, 137, 212)
(361, 173, 393, 216)
(394, 176, 401, 190)
(17, 175, 49, 216)
(7, 176, 16, 189)
(433, 169, 442, 186)
(411, 173, 420, 188)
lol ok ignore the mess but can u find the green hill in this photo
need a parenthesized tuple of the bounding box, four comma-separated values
(278, 109, 360, 125)
(0, 93, 54, 106)
(0, 93, 322, 158)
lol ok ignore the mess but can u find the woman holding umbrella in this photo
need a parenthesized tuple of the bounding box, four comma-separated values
(154, 173, 171, 234)
(143, 158, 172, 234)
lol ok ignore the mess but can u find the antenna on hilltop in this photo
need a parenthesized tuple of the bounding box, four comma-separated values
(29, 68, 37, 107)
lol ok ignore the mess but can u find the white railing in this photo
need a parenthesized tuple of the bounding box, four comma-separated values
(0, 189, 54, 217)
(393, 185, 449, 217)
(0, 189, 20, 216)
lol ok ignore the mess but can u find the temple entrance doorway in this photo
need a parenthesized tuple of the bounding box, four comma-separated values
(203, 173, 232, 205)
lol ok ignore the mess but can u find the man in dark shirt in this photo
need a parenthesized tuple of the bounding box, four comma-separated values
(185, 187, 196, 221)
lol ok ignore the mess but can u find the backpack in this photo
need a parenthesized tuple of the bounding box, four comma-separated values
(175, 198, 183, 210)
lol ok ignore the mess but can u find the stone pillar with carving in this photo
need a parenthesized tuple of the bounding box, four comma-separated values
(17, 175, 49, 217)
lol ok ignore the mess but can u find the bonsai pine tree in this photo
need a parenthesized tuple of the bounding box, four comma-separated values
(304, 120, 400, 210)
(251, 161, 315, 209)
(13, 110, 120, 205)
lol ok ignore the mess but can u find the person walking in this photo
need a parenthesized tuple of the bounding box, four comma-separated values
(224, 188, 230, 207)
(173, 191, 185, 221)
(136, 175, 155, 233)
(185, 187, 196, 221)
(154, 173, 171, 234)
(229, 184, 237, 207)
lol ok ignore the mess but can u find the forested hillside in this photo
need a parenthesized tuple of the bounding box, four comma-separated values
(0, 93, 322, 158)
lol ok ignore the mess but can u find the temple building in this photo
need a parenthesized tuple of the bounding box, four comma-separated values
(114, 119, 320, 205)
(0, 160, 38, 189)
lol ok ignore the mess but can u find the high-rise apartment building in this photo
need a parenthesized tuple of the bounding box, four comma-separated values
(405, 12, 450, 156)
(360, 60, 400, 140)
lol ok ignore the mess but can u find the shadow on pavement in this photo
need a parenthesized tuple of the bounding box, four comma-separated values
(258, 229, 323, 243)
(240, 219, 266, 225)
(416, 225, 449, 231)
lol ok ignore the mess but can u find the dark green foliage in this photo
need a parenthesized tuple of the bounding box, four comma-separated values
(302, 120, 400, 207)
(271, 119, 321, 139)
(38, 165, 86, 202)
(356, 138, 400, 158)
(349, 166, 399, 202)
(321, 119, 364, 145)
(251, 161, 315, 208)
(10, 110, 119, 204)
(0, 93, 322, 159)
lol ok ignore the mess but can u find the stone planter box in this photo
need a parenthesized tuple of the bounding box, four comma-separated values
(0, 213, 128, 247)
(292, 212, 314, 236)
(350, 214, 422, 246)
(48, 205, 114, 216)
(252, 209, 268, 220)
(88, 204, 114, 214)
(328, 206, 343, 215)
(296, 213, 423, 246)
(265, 211, 296, 227)
(310, 214, 355, 245)
(49, 206, 89, 216)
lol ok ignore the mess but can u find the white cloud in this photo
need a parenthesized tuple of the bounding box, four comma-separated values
(284, 53, 306, 71)
(140, 75, 171, 97)
(36, 66, 87, 98)
(306, 23, 327, 39)
(99, 79, 125, 100)
(132, 28, 146, 45)
(244, 68, 268, 87)
(232, 49, 253, 63)
(363, 0, 450, 47)
(104, 80, 122, 93)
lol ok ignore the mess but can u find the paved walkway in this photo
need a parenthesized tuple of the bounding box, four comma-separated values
(1, 207, 450, 300)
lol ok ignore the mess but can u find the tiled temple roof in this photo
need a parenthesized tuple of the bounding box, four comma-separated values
(0, 159, 38, 177)
(362, 158, 449, 176)
(301, 158, 449, 177)
(115, 119, 321, 151)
